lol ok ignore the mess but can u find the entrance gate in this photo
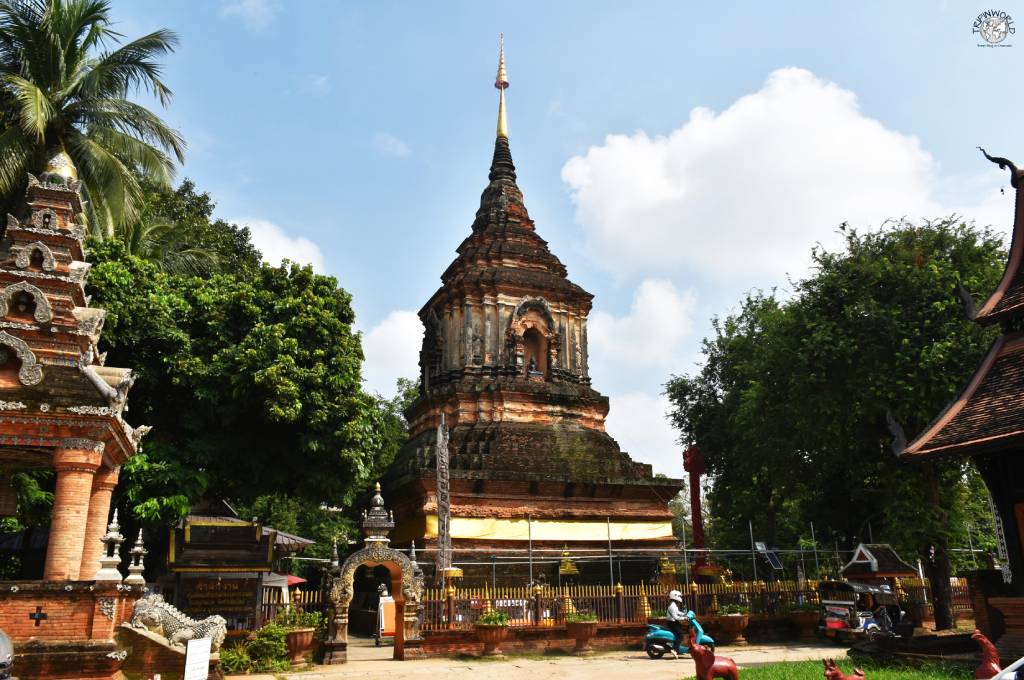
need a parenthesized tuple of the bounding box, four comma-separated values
(324, 483, 424, 663)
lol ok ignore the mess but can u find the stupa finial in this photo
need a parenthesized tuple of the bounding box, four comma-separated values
(495, 34, 509, 139)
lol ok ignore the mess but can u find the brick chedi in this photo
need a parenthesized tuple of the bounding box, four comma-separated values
(0, 152, 148, 679)
(385, 42, 684, 583)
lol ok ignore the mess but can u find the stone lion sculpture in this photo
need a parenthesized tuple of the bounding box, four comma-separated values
(129, 594, 227, 652)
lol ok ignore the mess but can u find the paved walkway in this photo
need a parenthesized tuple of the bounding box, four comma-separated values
(239, 638, 841, 680)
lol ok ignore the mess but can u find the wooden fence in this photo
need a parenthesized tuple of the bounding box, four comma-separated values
(260, 587, 324, 626)
(419, 578, 972, 630)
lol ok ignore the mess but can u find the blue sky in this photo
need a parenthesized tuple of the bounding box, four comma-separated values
(115, 1, 1021, 475)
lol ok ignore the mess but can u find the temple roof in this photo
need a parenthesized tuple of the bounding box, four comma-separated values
(841, 543, 917, 578)
(903, 333, 1024, 458)
(973, 151, 1024, 324)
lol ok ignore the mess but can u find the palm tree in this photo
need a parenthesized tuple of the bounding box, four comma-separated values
(119, 213, 217, 276)
(0, 0, 185, 234)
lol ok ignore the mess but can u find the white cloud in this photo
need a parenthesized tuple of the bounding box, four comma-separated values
(373, 132, 411, 158)
(590, 278, 695, 371)
(234, 217, 325, 271)
(605, 391, 680, 477)
(298, 74, 332, 97)
(362, 310, 422, 396)
(562, 67, 1012, 283)
(219, 0, 280, 31)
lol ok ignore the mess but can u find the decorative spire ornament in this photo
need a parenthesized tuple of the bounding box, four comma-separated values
(495, 33, 509, 139)
(124, 529, 147, 586)
(93, 510, 125, 582)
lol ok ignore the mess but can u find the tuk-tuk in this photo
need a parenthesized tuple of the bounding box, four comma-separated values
(817, 580, 907, 642)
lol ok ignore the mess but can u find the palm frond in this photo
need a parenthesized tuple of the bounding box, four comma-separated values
(66, 127, 140, 229)
(2, 72, 54, 139)
(69, 98, 185, 161)
(0, 123, 36, 195)
(75, 28, 177, 105)
(88, 125, 174, 185)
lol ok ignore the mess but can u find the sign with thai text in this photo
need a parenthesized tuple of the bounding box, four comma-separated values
(180, 577, 259, 618)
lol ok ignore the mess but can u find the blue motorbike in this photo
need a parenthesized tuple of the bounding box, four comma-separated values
(645, 611, 715, 659)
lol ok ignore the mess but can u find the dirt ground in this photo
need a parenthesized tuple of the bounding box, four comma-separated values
(239, 637, 842, 680)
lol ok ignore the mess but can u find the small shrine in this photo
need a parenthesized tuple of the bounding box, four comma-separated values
(0, 154, 148, 678)
(839, 544, 917, 587)
(900, 149, 1024, 661)
(160, 498, 313, 631)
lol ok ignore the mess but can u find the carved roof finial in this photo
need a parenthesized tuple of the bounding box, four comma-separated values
(979, 147, 1020, 188)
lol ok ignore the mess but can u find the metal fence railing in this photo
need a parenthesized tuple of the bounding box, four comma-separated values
(417, 577, 972, 630)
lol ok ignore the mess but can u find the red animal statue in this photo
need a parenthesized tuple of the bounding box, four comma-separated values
(972, 629, 1001, 679)
(689, 627, 739, 680)
(823, 659, 865, 680)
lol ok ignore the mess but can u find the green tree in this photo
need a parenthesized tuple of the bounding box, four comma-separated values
(0, 0, 184, 231)
(85, 239, 387, 524)
(667, 218, 1004, 628)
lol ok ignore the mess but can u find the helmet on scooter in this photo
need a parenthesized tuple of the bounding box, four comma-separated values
(668, 590, 683, 602)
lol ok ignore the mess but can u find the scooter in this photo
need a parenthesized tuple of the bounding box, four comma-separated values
(645, 611, 715, 659)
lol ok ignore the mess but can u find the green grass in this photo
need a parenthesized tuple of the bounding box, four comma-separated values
(683, 659, 971, 680)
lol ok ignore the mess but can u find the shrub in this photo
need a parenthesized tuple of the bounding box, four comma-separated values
(720, 603, 749, 615)
(218, 642, 252, 674)
(476, 610, 510, 626)
(565, 610, 598, 623)
(247, 622, 290, 672)
(275, 606, 323, 629)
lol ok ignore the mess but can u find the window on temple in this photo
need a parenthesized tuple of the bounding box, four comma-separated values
(10, 291, 36, 321)
(523, 327, 548, 378)
(28, 248, 44, 270)
(0, 345, 22, 389)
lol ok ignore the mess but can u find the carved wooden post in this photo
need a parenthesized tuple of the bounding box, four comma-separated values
(533, 583, 543, 626)
(615, 582, 625, 623)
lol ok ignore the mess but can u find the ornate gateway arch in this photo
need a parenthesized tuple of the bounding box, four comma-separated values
(323, 483, 424, 663)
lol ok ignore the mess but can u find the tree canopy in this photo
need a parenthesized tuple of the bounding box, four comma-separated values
(666, 218, 1005, 627)
(0, 0, 184, 230)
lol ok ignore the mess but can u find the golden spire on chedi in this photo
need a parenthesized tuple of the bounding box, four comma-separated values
(495, 33, 509, 139)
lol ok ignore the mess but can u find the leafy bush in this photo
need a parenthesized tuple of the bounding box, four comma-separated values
(218, 642, 251, 674)
(275, 606, 323, 630)
(476, 610, 510, 626)
(565, 610, 598, 623)
(247, 623, 290, 672)
(720, 603, 749, 615)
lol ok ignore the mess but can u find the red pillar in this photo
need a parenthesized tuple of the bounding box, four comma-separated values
(43, 439, 104, 581)
(79, 464, 120, 580)
(683, 445, 707, 567)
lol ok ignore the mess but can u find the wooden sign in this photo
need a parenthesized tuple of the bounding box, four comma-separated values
(180, 577, 259, 618)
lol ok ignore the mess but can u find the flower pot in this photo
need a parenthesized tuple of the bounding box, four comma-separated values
(475, 624, 510, 657)
(285, 627, 316, 666)
(789, 611, 819, 640)
(566, 621, 598, 656)
(717, 614, 749, 645)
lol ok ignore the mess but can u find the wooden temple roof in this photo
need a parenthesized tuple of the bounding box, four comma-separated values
(902, 151, 1024, 459)
(903, 333, 1024, 458)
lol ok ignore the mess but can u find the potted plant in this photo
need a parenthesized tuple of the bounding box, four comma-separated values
(475, 609, 510, 657)
(784, 602, 820, 640)
(717, 603, 750, 645)
(275, 607, 323, 666)
(565, 611, 599, 655)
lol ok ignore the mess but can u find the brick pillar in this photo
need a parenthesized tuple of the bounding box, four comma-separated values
(43, 439, 104, 581)
(79, 465, 120, 580)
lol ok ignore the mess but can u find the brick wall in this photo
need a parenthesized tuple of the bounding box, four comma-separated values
(420, 623, 648, 657)
(0, 580, 139, 642)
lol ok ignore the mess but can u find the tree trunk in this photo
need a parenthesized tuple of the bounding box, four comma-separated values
(924, 466, 955, 631)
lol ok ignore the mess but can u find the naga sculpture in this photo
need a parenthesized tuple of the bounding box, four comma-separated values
(129, 594, 227, 652)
